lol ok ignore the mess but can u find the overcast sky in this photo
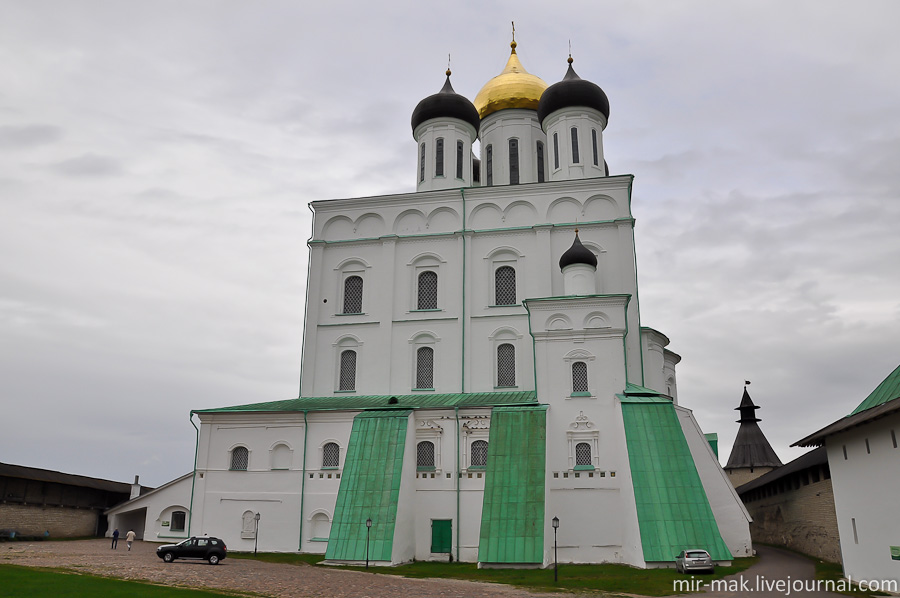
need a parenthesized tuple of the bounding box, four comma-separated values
(2, 1, 898, 487)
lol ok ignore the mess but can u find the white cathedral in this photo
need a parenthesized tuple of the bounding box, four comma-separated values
(181, 37, 752, 568)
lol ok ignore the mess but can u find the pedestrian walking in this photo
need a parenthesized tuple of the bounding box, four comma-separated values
(125, 529, 135, 551)
(111, 528, 119, 549)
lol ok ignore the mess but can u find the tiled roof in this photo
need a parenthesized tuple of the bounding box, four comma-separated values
(478, 405, 548, 564)
(194, 391, 538, 414)
(851, 363, 900, 415)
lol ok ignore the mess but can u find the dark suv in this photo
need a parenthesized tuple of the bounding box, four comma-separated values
(156, 536, 227, 565)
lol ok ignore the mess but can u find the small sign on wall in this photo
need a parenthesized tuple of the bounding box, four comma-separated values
(161, 521, 170, 527)
(891, 546, 900, 561)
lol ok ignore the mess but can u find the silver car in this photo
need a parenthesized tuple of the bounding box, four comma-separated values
(675, 549, 714, 573)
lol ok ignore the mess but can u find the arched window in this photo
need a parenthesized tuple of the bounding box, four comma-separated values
(417, 270, 438, 310)
(591, 129, 599, 166)
(323, 442, 340, 468)
(456, 140, 464, 179)
(497, 343, 516, 387)
(508, 138, 519, 185)
(230, 446, 249, 471)
(571, 127, 580, 163)
(471, 440, 488, 468)
(435, 137, 444, 177)
(416, 346, 434, 389)
(170, 510, 186, 532)
(494, 266, 516, 305)
(417, 441, 435, 469)
(575, 442, 592, 466)
(271, 443, 291, 469)
(536, 140, 545, 183)
(572, 361, 588, 393)
(486, 144, 493, 186)
(339, 350, 357, 391)
(343, 276, 363, 314)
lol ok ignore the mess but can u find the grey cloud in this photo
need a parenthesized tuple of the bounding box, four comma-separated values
(0, 124, 63, 149)
(49, 153, 124, 177)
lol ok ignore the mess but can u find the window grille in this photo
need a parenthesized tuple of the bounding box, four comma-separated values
(416, 346, 434, 389)
(417, 441, 435, 468)
(553, 133, 559, 169)
(456, 140, 464, 179)
(339, 350, 356, 391)
(417, 270, 437, 310)
(572, 361, 588, 393)
(591, 129, 599, 166)
(471, 440, 488, 467)
(230, 446, 248, 471)
(343, 276, 363, 313)
(508, 138, 519, 185)
(536, 141, 545, 183)
(435, 137, 444, 176)
(323, 442, 340, 468)
(486, 144, 493, 186)
(576, 442, 592, 466)
(494, 266, 516, 305)
(497, 343, 516, 387)
(571, 127, 580, 163)
(420, 142, 425, 182)
(170, 511, 186, 532)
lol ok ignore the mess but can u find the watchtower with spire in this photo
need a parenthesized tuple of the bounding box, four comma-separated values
(725, 384, 783, 487)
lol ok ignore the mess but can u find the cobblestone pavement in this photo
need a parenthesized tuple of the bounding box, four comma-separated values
(1, 539, 575, 598)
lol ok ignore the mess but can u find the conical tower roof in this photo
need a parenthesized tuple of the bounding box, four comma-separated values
(725, 387, 783, 469)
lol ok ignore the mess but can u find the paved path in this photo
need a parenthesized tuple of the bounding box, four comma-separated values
(1, 539, 572, 598)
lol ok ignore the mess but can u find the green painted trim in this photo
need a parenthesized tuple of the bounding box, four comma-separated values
(393, 317, 457, 323)
(187, 413, 199, 537)
(570, 392, 592, 397)
(412, 388, 435, 392)
(310, 537, 329, 542)
(417, 466, 436, 472)
(574, 464, 595, 471)
(298, 410, 308, 551)
(316, 321, 380, 327)
(522, 293, 631, 303)
(410, 309, 442, 312)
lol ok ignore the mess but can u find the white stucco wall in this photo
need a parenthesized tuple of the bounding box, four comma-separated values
(105, 474, 193, 543)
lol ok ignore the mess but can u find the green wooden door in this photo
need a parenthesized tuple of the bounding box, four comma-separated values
(431, 519, 452, 553)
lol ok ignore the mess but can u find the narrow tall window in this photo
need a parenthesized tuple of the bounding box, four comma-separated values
(508, 138, 519, 185)
(417, 271, 437, 310)
(416, 346, 434, 389)
(572, 361, 588, 393)
(456, 140, 464, 179)
(417, 441, 435, 469)
(497, 343, 516, 387)
(591, 129, 599, 166)
(536, 141, 545, 183)
(230, 446, 249, 471)
(851, 518, 859, 544)
(892, 429, 898, 449)
(575, 442, 592, 466)
(571, 127, 580, 163)
(471, 440, 488, 467)
(339, 350, 356, 391)
(553, 132, 559, 169)
(343, 276, 363, 313)
(435, 137, 444, 177)
(323, 442, 340, 468)
(494, 266, 516, 305)
(170, 511, 186, 532)
(420, 142, 425, 183)
(486, 144, 493, 186)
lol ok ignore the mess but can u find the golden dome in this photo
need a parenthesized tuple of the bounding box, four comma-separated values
(473, 41, 548, 119)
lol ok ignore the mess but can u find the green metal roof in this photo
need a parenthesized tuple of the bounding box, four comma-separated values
(621, 401, 732, 562)
(194, 391, 537, 414)
(617, 383, 673, 403)
(325, 410, 410, 562)
(478, 405, 548, 564)
(850, 363, 900, 415)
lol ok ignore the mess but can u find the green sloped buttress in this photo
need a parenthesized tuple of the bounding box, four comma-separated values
(621, 401, 732, 562)
(325, 410, 411, 562)
(478, 405, 548, 564)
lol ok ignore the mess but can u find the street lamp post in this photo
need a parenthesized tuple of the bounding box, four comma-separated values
(365, 518, 372, 570)
(254, 513, 261, 555)
(552, 516, 559, 583)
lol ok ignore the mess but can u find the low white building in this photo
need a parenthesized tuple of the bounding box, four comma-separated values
(185, 36, 751, 568)
(105, 474, 193, 542)
(795, 363, 900, 585)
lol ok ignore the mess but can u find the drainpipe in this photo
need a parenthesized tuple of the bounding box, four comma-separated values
(459, 188, 467, 393)
(298, 410, 309, 551)
(187, 412, 200, 536)
(455, 405, 461, 563)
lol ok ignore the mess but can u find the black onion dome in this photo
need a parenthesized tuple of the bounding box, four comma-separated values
(559, 231, 598, 270)
(537, 59, 610, 124)
(411, 72, 480, 137)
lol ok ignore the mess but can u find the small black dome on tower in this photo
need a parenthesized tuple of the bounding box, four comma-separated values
(411, 71, 480, 137)
(559, 230, 598, 270)
(537, 57, 610, 124)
